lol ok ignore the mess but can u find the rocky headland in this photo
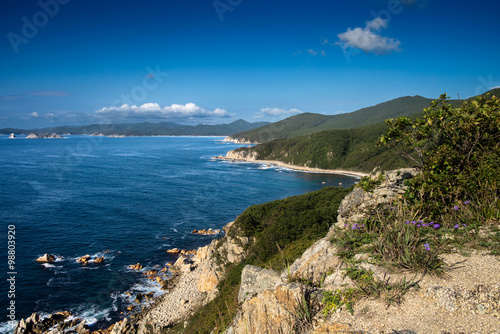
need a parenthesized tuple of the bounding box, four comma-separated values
(16, 169, 500, 334)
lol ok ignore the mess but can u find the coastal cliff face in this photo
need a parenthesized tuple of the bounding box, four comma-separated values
(223, 137, 258, 144)
(225, 148, 259, 161)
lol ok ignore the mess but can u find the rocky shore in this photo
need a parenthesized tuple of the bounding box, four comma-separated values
(26, 133, 64, 139)
(16, 169, 500, 333)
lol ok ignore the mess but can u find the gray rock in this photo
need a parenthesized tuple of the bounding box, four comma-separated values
(336, 168, 418, 228)
(238, 265, 280, 303)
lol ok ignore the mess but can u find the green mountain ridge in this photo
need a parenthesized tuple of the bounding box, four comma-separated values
(0, 119, 270, 137)
(228, 89, 500, 143)
(229, 89, 500, 173)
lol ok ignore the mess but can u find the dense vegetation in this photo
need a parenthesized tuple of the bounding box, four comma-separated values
(332, 93, 500, 275)
(230, 95, 436, 142)
(233, 121, 406, 173)
(168, 186, 351, 333)
(0, 119, 269, 136)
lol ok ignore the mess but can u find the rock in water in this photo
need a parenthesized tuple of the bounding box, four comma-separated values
(36, 253, 55, 263)
(78, 254, 91, 264)
(129, 263, 143, 270)
(94, 256, 105, 264)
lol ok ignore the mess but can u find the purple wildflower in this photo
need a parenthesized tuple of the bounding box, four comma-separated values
(344, 223, 348, 228)
(424, 243, 430, 251)
(454, 224, 460, 229)
(411, 221, 416, 225)
(352, 224, 358, 230)
(464, 201, 470, 205)
(416, 224, 421, 227)
(404, 221, 410, 225)
(433, 223, 440, 229)
(463, 224, 467, 227)
(453, 205, 459, 211)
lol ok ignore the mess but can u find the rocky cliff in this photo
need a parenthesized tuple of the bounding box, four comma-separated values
(225, 148, 259, 161)
(225, 169, 500, 334)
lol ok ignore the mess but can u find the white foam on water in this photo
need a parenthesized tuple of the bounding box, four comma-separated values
(0, 321, 16, 334)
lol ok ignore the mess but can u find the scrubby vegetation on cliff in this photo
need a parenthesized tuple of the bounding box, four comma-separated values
(326, 94, 500, 315)
(167, 186, 351, 333)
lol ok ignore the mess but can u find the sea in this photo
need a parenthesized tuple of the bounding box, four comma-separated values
(0, 135, 358, 333)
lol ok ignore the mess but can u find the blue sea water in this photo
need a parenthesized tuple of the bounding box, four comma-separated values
(0, 135, 358, 332)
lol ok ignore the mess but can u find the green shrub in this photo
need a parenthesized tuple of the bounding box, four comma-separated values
(379, 93, 500, 217)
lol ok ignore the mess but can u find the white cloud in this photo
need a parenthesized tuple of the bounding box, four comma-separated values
(94, 102, 232, 120)
(45, 113, 57, 119)
(321, 50, 327, 56)
(308, 49, 318, 56)
(254, 107, 303, 119)
(29, 112, 39, 118)
(337, 17, 401, 55)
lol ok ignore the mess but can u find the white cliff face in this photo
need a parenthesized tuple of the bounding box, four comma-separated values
(225, 149, 259, 161)
(223, 137, 258, 144)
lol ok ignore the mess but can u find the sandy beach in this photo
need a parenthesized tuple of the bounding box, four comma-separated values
(215, 155, 368, 178)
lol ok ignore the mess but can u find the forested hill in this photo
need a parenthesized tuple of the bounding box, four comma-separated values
(230, 122, 406, 173)
(229, 88, 500, 143)
(227, 95, 434, 143)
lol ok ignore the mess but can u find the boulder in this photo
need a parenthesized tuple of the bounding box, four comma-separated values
(75, 320, 90, 334)
(143, 269, 158, 276)
(36, 253, 55, 263)
(129, 263, 143, 270)
(94, 256, 105, 264)
(180, 249, 197, 256)
(78, 254, 91, 264)
(238, 265, 280, 303)
(166, 248, 181, 254)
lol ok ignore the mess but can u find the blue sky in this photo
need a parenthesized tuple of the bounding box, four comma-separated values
(1, 0, 499, 128)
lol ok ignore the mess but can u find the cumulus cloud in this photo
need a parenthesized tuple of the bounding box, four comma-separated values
(308, 49, 318, 56)
(29, 112, 39, 118)
(337, 17, 401, 55)
(94, 102, 231, 121)
(254, 107, 303, 119)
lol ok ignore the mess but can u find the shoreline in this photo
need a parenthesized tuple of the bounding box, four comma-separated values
(215, 156, 368, 178)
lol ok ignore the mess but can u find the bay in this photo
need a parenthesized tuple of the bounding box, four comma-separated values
(0, 135, 357, 332)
